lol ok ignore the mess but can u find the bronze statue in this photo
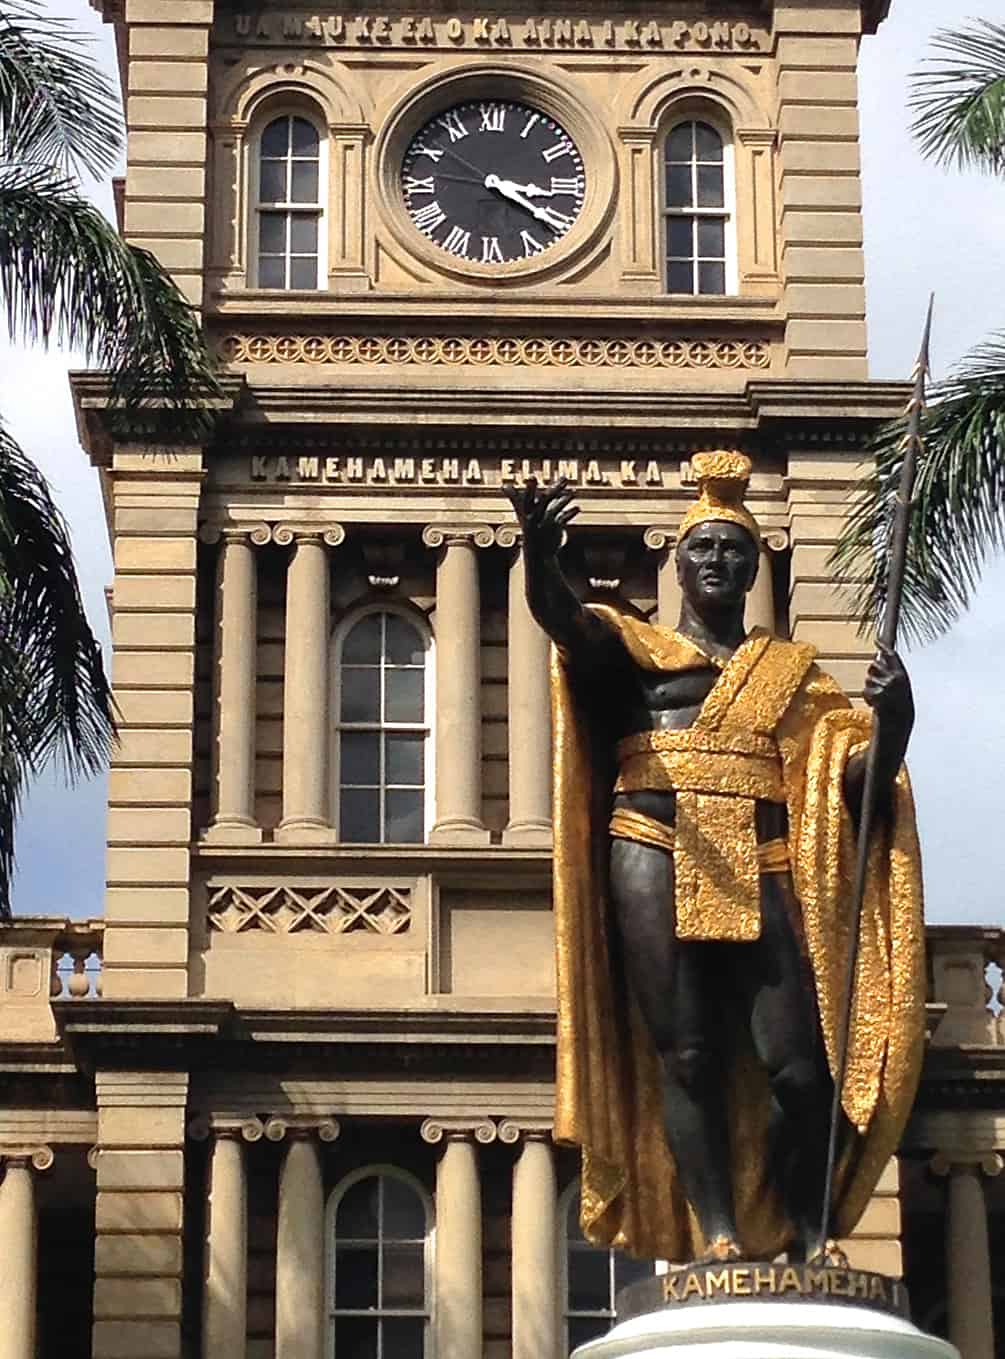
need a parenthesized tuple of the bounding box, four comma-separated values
(506, 452, 925, 1266)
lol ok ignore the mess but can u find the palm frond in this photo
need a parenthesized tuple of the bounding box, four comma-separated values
(832, 334, 1005, 643)
(910, 20, 1005, 173)
(0, 166, 220, 436)
(0, 419, 117, 918)
(0, 0, 121, 179)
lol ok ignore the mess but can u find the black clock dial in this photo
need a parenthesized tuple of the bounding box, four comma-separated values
(400, 100, 586, 266)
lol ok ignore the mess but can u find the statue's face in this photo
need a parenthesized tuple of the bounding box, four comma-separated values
(676, 520, 759, 610)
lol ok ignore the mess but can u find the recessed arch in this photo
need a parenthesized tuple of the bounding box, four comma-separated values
(217, 55, 368, 128)
(620, 62, 766, 132)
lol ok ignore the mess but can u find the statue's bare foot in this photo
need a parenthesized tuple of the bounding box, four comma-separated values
(700, 1234, 743, 1263)
(807, 1238, 850, 1268)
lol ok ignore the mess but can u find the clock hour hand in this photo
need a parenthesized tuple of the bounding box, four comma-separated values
(484, 173, 547, 221)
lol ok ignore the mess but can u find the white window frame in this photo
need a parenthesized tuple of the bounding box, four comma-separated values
(331, 604, 435, 845)
(248, 107, 328, 290)
(559, 1179, 659, 1355)
(326, 1164, 435, 1359)
(661, 114, 737, 296)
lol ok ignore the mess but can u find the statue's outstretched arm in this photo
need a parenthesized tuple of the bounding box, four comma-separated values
(843, 644, 915, 822)
(504, 477, 619, 664)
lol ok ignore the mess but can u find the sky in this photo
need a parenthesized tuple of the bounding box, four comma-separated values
(4, 0, 1005, 924)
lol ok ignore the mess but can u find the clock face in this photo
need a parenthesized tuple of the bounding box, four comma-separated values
(400, 100, 586, 267)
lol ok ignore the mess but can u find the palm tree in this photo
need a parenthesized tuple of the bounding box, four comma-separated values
(0, 0, 219, 917)
(834, 19, 1005, 643)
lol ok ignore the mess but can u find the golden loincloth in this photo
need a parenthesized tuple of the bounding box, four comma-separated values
(609, 805, 790, 875)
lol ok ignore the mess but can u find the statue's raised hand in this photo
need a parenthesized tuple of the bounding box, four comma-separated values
(503, 476, 579, 559)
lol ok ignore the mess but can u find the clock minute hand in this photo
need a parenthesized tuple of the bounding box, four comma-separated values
(484, 173, 548, 222)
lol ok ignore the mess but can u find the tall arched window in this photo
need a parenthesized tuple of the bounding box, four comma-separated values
(335, 610, 431, 844)
(561, 1182, 655, 1352)
(663, 119, 733, 295)
(328, 1168, 433, 1358)
(254, 112, 324, 289)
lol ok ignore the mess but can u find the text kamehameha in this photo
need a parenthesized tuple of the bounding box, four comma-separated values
(249, 455, 672, 487)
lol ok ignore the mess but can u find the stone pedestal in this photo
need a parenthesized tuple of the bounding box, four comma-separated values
(576, 1300, 960, 1359)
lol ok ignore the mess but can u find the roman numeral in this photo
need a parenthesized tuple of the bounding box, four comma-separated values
(481, 236, 503, 264)
(520, 112, 541, 139)
(412, 143, 444, 163)
(550, 176, 583, 195)
(541, 138, 575, 163)
(403, 176, 435, 196)
(437, 110, 468, 142)
(538, 205, 576, 232)
(442, 225, 472, 257)
(520, 230, 545, 257)
(479, 103, 506, 133)
(411, 200, 447, 232)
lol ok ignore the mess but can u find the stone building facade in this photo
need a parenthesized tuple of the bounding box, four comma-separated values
(0, 0, 1003, 1357)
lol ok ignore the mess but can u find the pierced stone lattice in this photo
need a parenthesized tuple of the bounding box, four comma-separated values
(207, 884, 412, 935)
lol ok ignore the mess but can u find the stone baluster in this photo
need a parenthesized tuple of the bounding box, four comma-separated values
(422, 526, 493, 844)
(203, 1131, 250, 1358)
(930, 937, 1005, 1046)
(497, 527, 552, 846)
(422, 1118, 495, 1359)
(275, 525, 345, 844)
(0, 1147, 53, 1359)
(931, 1151, 1003, 1359)
(643, 528, 682, 627)
(500, 1121, 559, 1359)
(202, 526, 269, 844)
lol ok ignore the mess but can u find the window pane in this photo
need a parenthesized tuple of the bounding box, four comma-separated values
(291, 116, 319, 156)
(289, 255, 318, 290)
(382, 1242, 425, 1308)
(334, 1317, 378, 1359)
(667, 218, 693, 258)
(289, 214, 318, 254)
(385, 669, 423, 723)
(259, 159, 286, 203)
(334, 1245, 379, 1309)
(291, 159, 319, 203)
(382, 1177, 426, 1239)
(337, 1177, 380, 1238)
(569, 1316, 610, 1350)
(258, 256, 285, 289)
(666, 123, 693, 162)
(341, 668, 380, 723)
(666, 163, 692, 208)
(260, 117, 289, 157)
(341, 787, 380, 842)
(698, 260, 726, 295)
(696, 163, 724, 208)
(568, 1247, 611, 1311)
(385, 615, 424, 666)
(259, 212, 286, 254)
(341, 731, 380, 787)
(381, 1319, 424, 1359)
(386, 733, 423, 787)
(695, 122, 723, 161)
(343, 616, 381, 664)
(667, 259, 694, 293)
(385, 790, 423, 844)
(697, 217, 725, 258)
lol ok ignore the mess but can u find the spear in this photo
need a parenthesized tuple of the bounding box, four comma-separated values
(816, 295, 935, 1256)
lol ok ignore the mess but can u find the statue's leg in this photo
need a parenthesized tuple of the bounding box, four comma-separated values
(609, 837, 738, 1254)
(735, 882, 833, 1257)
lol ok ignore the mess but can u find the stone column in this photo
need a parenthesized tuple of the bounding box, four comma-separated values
(276, 1134, 325, 1359)
(275, 525, 345, 844)
(507, 1130, 559, 1359)
(498, 529, 551, 846)
(203, 1133, 248, 1359)
(204, 527, 267, 844)
(422, 525, 493, 844)
(933, 1152, 1003, 1359)
(746, 545, 776, 633)
(422, 1119, 491, 1359)
(644, 528, 682, 627)
(0, 1151, 48, 1359)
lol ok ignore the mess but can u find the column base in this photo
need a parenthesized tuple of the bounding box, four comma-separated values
(201, 819, 263, 846)
(429, 819, 492, 846)
(502, 820, 553, 848)
(274, 820, 338, 846)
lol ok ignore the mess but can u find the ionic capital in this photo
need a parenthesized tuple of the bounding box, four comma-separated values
(273, 523, 346, 548)
(643, 525, 678, 553)
(0, 1145, 54, 1172)
(264, 1115, 341, 1144)
(931, 1150, 1004, 1179)
(495, 524, 522, 551)
(420, 1116, 497, 1145)
(422, 523, 495, 551)
(763, 529, 789, 553)
(198, 521, 271, 547)
(497, 1119, 553, 1145)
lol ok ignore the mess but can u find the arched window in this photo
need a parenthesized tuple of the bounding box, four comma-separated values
(561, 1182, 655, 1352)
(335, 610, 431, 844)
(254, 112, 324, 289)
(328, 1168, 433, 1358)
(663, 119, 733, 295)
